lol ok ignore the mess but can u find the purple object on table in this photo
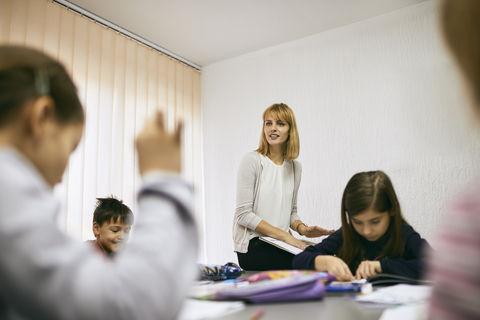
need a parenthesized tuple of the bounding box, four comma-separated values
(214, 274, 325, 304)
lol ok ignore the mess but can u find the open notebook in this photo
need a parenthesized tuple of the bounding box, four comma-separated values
(259, 236, 315, 255)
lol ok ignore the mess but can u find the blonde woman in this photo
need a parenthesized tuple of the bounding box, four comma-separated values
(233, 103, 334, 271)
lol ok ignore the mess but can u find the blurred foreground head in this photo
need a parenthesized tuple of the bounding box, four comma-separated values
(441, 0, 480, 110)
(0, 45, 83, 126)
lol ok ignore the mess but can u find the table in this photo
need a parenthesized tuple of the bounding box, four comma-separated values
(217, 296, 385, 320)
(214, 271, 387, 320)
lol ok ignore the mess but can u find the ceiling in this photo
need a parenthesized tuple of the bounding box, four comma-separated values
(63, 0, 428, 68)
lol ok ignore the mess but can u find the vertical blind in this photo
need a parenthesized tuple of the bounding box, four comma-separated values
(0, 0, 205, 260)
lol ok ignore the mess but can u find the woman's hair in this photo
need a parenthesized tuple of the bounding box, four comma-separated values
(441, 0, 480, 108)
(255, 103, 300, 160)
(337, 171, 408, 273)
(0, 46, 84, 127)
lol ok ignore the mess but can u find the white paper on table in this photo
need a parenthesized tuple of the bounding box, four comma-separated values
(354, 284, 432, 305)
(379, 302, 428, 320)
(177, 299, 245, 320)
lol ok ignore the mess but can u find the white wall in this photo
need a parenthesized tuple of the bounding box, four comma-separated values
(201, 0, 480, 264)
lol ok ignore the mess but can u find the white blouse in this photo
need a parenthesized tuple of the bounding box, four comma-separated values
(250, 155, 295, 239)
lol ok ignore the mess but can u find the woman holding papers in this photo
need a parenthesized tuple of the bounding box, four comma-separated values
(233, 103, 334, 271)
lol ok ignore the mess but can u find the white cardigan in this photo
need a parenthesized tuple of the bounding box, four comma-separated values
(233, 151, 302, 253)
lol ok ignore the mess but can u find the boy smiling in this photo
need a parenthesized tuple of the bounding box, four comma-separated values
(89, 196, 133, 259)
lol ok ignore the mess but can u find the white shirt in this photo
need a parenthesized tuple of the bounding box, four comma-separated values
(250, 155, 294, 239)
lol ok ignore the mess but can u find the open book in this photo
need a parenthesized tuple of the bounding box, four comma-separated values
(259, 236, 315, 255)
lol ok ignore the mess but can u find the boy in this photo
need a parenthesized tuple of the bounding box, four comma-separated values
(88, 196, 134, 259)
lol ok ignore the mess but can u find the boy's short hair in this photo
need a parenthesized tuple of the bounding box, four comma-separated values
(93, 196, 134, 226)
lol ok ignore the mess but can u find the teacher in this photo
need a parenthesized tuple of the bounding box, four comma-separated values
(233, 103, 334, 270)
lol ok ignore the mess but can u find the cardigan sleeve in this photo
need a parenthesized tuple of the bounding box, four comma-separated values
(234, 152, 263, 231)
(379, 225, 432, 279)
(292, 228, 343, 270)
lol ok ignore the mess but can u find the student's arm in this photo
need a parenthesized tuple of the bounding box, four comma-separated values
(379, 227, 432, 279)
(292, 229, 342, 269)
(292, 229, 353, 280)
(0, 115, 198, 320)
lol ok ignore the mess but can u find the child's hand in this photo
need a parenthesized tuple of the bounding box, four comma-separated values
(136, 112, 182, 175)
(315, 256, 354, 281)
(300, 225, 335, 238)
(355, 261, 382, 280)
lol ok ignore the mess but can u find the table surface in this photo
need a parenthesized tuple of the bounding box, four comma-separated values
(213, 271, 387, 320)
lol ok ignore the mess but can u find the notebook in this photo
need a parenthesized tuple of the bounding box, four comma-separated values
(259, 236, 314, 255)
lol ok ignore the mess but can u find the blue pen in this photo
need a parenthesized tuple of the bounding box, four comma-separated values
(326, 279, 369, 292)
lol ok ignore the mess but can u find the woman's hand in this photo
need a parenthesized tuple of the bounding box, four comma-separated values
(136, 112, 182, 175)
(315, 256, 353, 281)
(283, 234, 309, 250)
(299, 225, 335, 238)
(355, 261, 382, 280)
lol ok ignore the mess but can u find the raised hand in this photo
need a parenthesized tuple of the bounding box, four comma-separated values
(136, 112, 182, 175)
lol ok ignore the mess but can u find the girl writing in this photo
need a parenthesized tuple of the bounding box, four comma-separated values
(233, 103, 334, 271)
(293, 171, 431, 280)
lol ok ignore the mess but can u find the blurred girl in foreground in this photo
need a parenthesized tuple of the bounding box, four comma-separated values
(429, 1, 480, 319)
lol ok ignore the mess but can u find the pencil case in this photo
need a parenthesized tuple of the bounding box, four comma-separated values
(247, 270, 336, 284)
(214, 274, 325, 304)
(198, 262, 243, 281)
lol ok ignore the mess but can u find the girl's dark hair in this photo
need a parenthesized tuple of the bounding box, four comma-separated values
(0, 46, 83, 126)
(93, 196, 134, 226)
(337, 171, 408, 273)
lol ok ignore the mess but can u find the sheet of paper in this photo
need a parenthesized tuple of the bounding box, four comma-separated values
(260, 236, 302, 255)
(178, 299, 245, 320)
(354, 284, 432, 305)
(379, 302, 428, 320)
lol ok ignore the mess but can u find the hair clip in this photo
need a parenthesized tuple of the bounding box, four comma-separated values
(34, 68, 50, 96)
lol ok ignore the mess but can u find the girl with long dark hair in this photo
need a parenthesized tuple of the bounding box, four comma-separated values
(293, 171, 431, 280)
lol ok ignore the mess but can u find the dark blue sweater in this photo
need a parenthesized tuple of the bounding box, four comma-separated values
(292, 224, 431, 279)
